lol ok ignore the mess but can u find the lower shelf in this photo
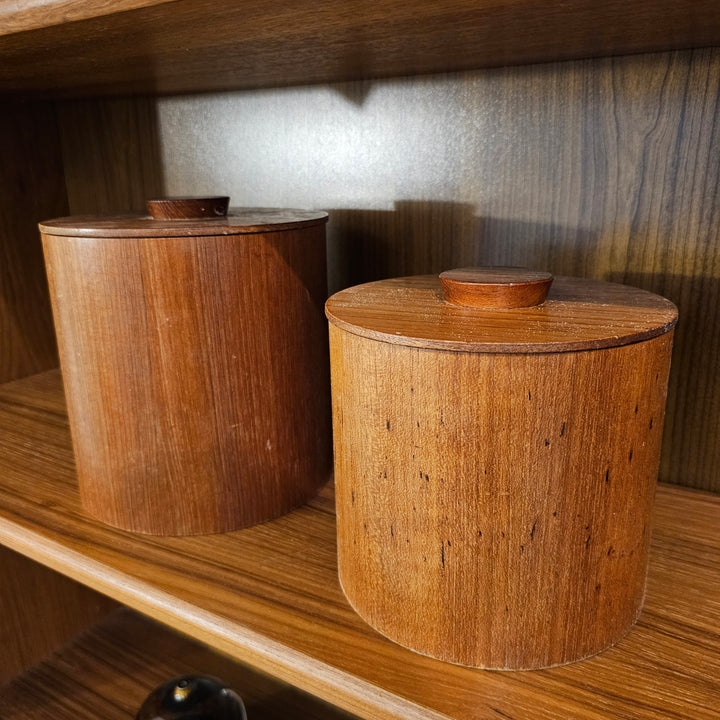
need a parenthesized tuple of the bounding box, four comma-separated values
(0, 370, 719, 719)
(0, 607, 355, 719)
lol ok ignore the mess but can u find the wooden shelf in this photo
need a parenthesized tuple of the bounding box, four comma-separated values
(0, 0, 719, 97)
(0, 607, 355, 720)
(0, 369, 719, 719)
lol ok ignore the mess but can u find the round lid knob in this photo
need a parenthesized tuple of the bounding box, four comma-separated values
(440, 266, 554, 308)
(147, 196, 230, 220)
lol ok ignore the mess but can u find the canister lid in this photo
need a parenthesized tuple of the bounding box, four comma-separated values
(39, 197, 328, 238)
(325, 267, 678, 353)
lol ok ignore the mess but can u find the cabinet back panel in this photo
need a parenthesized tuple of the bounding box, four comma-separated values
(57, 97, 165, 215)
(0, 103, 65, 383)
(54, 49, 720, 491)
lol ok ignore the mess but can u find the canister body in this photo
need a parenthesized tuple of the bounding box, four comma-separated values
(329, 324, 674, 669)
(42, 219, 330, 535)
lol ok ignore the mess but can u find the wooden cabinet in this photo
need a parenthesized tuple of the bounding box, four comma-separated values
(0, 3, 719, 718)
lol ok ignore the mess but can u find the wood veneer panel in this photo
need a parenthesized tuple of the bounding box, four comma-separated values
(152, 49, 720, 490)
(321, 49, 719, 493)
(0, 1, 719, 97)
(0, 370, 718, 719)
(458, 50, 720, 494)
(54, 97, 165, 215)
(0, 97, 163, 386)
(0, 103, 65, 383)
(0, 546, 116, 684)
(0, 608, 357, 719)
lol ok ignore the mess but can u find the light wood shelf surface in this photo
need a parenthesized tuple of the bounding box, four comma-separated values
(0, 0, 719, 97)
(0, 370, 718, 719)
(0, 607, 356, 719)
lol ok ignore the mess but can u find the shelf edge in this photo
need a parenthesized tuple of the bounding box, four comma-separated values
(0, 515, 450, 720)
(0, 0, 178, 35)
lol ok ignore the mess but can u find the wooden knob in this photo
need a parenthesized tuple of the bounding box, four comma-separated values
(147, 196, 230, 220)
(439, 267, 553, 308)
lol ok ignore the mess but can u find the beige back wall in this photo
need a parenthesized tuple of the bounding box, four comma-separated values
(57, 48, 720, 492)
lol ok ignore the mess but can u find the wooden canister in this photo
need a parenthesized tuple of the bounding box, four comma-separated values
(40, 199, 331, 536)
(326, 267, 678, 670)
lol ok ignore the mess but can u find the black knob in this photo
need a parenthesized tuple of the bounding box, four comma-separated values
(135, 676, 247, 720)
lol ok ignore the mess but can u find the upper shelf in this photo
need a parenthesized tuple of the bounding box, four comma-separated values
(1, 0, 719, 98)
(0, 370, 719, 720)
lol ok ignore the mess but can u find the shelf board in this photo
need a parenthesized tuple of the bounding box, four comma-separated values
(0, 606, 355, 719)
(0, 0, 719, 97)
(1, 369, 719, 719)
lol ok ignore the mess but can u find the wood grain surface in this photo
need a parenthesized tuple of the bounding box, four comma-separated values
(129, 48, 720, 491)
(0, 608, 357, 720)
(1, 0, 720, 97)
(41, 208, 330, 236)
(0, 546, 116, 684)
(146, 195, 230, 219)
(439, 267, 554, 308)
(0, 370, 718, 718)
(329, 321, 675, 669)
(326, 275, 678, 353)
(0, 0, 173, 34)
(0, 11, 717, 719)
(41, 215, 330, 534)
(54, 97, 165, 215)
(0, 103, 65, 383)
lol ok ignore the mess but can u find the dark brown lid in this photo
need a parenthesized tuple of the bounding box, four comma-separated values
(325, 269, 678, 353)
(39, 201, 328, 238)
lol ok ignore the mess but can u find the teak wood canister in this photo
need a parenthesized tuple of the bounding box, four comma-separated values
(326, 267, 678, 670)
(40, 199, 331, 536)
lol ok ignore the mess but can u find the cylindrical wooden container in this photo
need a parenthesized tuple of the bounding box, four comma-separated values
(326, 267, 678, 670)
(40, 200, 331, 536)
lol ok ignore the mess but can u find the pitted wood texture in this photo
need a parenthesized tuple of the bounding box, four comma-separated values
(41, 222, 331, 535)
(330, 325, 674, 669)
(326, 275, 678, 354)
